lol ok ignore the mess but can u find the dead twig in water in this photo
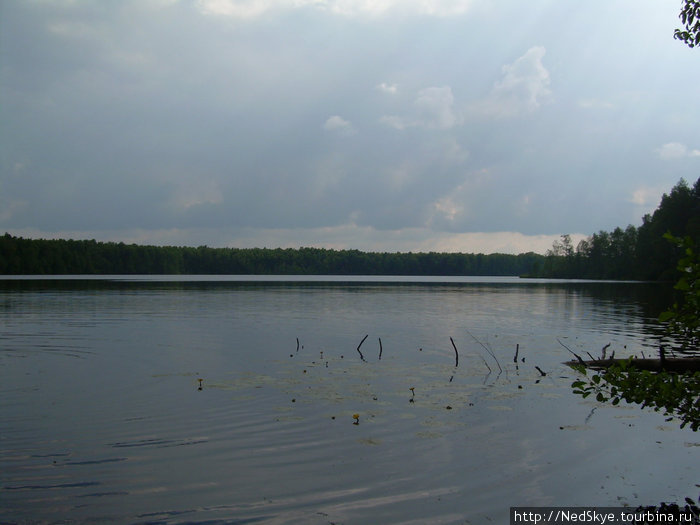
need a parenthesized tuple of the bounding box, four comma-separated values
(513, 343, 519, 363)
(535, 366, 547, 377)
(378, 337, 383, 360)
(296, 337, 300, 352)
(557, 338, 585, 365)
(585, 406, 598, 424)
(356, 334, 368, 362)
(466, 329, 502, 374)
(477, 353, 492, 375)
(450, 337, 459, 368)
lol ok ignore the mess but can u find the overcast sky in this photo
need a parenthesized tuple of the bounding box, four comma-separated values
(1, 1, 698, 254)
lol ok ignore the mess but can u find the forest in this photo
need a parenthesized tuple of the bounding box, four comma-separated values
(535, 177, 700, 280)
(0, 235, 543, 276)
(0, 178, 697, 279)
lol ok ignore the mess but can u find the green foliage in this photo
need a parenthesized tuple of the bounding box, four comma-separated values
(571, 233, 700, 431)
(537, 178, 700, 281)
(659, 233, 700, 349)
(675, 0, 700, 48)
(0, 233, 545, 276)
(571, 360, 700, 431)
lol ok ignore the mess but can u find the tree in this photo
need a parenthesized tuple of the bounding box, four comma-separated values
(675, 0, 700, 48)
(571, 234, 700, 431)
(659, 233, 700, 349)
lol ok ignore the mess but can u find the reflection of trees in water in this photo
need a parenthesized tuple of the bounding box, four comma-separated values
(552, 282, 693, 355)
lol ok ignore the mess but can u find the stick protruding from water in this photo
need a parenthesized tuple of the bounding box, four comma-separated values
(450, 337, 459, 368)
(357, 334, 368, 362)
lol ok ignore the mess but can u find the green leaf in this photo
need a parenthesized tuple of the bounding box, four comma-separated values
(659, 311, 676, 322)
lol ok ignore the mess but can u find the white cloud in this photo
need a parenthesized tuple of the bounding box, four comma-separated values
(413, 0, 474, 17)
(629, 185, 663, 208)
(379, 115, 408, 130)
(474, 46, 551, 118)
(323, 115, 356, 135)
(433, 194, 463, 223)
(8, 225, 576, 255)
(427, 169, 491, 227)
(656, 142, 700, 160)
(424, 231, 587, 255)
(377, 82, 398, 95)
(47, 20, 99, 38)
(414, 86, 461, 128)
(196, 0, 475, 18)
(380, 86, 462, 130)
(329, 0, 475, 17)
(197, 0, 273, 18)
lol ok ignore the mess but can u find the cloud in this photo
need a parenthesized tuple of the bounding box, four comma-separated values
(377, 82, 398, 94)
(196, 0, 275, 18)
(0, 199, 28, 223)
(427, 169, 490, 229)
(9, 224, 579, 255)
(656, 142, 700, 160)
(381, 86, 462, 130)
(172, 179, 224, 210)
(329, 0, 475, 17)
(323, 115, 356, 135)
(3, 1, 700, 256)
(379, 115, 408, 130)
(414, 86, 462, 128)
(629, 185, 663, 210)
(196, 0, 476, 18)
(474, 46, 551, 118)
(577, 98, 615, 110)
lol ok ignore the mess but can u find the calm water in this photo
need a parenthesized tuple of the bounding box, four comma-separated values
(0, 276, 697, 524)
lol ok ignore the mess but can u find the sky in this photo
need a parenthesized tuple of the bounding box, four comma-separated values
(1, 0, 699, 254)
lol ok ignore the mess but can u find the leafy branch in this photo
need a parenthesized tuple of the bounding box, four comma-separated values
(570, 233, 700, 432)
(659, 233, 700, 349)
(675, 0, 700, 48)
(571, 360, 700, 431)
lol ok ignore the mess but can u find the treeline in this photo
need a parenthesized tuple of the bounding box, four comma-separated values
(0, 235, 544, 276)
(4, 178, 696, 279)
(535, 178, 700, 280)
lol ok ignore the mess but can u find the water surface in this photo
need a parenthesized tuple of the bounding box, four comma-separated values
(1, 276, 697, 524)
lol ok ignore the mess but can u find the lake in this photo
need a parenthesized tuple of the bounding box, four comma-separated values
(1, 276, 697, 524)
